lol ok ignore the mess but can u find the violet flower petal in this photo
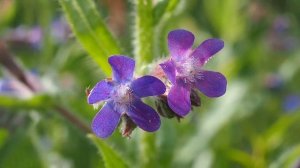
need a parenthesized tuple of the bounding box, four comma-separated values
(127, 100, 161, 132)
(167, 84, 191, 116)
(195, 70, 227, 97)
(131, 76, 166, 98)
(108, 55, 135, 83)
(191, 39, 224, 65)
(88, 80, 113, 104)
(168, 29, 194, 60)
(91, 102, 121, 138)
(160, 60, 176, 84)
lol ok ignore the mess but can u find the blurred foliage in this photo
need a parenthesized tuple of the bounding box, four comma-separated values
(0, 0, 300, 168)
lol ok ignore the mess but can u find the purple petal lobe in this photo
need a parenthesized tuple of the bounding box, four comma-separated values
(88, 80, 113, 104)
(159, 60, 176, 84)
(92, 102, 121, 138)
(191, 39, 224, 65)
(108, 55, 135, 83)
(127, 100, 160, 132)
(168, 29, 194, 60)
(195, 71, 227, 97)
(131, 76, 166, 98)
(167, 84, 191, 117)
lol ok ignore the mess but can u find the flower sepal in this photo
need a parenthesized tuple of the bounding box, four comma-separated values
(120, 114, 137, 138)
(155, 95, 181, 120)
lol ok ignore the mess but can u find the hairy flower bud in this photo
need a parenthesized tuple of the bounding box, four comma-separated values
(155, 95, 182, 121)
(120, 114, 136, 138)
(190, 89, 201, 107)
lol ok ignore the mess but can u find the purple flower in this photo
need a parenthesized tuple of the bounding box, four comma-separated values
(160, 29, 227, 117)
(0, 71, 43, 99)
(5, 26, 43, 49)
(263, 73, 283, 91)
(51, 17, 71, 43)
(87, 55, 166, 138)
(283, 95, 300, 113)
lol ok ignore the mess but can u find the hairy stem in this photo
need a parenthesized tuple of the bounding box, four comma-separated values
(133, 0, 154, 73)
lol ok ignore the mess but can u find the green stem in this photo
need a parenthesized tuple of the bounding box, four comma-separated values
(133, 0, 154, 74)
(133, 2, 157, 166)
(140, 132, 157, 168)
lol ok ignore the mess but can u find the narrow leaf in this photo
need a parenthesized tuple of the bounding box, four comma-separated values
(263, 114, 300, 150)
(153, 0, 180, 25)
(0, 95, 53, 110)
(270, 144, 300, 168)
(88, 134, 129, 168)
(59, 0, 121, 75)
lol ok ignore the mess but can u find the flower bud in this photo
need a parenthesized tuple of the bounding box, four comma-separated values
(120, 114, 136, 138)
(155, 95, 182, 121)
(190, 89, 201, 107)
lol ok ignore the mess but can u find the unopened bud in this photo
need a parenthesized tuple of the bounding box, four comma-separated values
(85, 87, 91, 96)
(155, 95, 182, 121)
(190, 89, 201, 107)
(120, 114, 136, 138)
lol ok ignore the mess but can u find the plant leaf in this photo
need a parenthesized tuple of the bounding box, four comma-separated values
(153, 0, 180, 25)
(0, 95, 53, 110)
(0, 128, 45, 168)
(88, 134, 129, 168)
(263, 113, 300, 151)
(269, 144, 300, 168)
(59, 0, 121, 75)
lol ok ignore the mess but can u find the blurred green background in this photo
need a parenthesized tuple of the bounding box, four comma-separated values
(0, 0, 300, 167)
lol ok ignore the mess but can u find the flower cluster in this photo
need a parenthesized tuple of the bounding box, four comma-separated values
(87, 29, 227, 138)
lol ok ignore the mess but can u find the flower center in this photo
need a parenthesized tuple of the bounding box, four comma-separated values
(175, 58, 202, 83)
(111, 83, 134, 110)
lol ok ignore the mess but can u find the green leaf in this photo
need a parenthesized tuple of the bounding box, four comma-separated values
(263, 114, 300, 150)
(0, 128, 44, 168)
(0, 129, 8, 149)
(153, 0, 180, 25)
(133, 0, 154, 72)
(88, 134, 129, 168)
(203, 0, 245, 42)
(0, 95, 54, 110)
(225, 149, 253, 168)
(59, 0, 121, 75)
(269, 144, 300, 168)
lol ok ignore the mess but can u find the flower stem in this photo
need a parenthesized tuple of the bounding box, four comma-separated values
(0, 41, 36, 92)
(133, 0, 154, 74)
(54, 105, 91, 133)
(140, 132, 157, 168)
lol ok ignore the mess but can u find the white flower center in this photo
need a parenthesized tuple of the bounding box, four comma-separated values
(175, 58, 203, 83)
(111, 83, 134, 111)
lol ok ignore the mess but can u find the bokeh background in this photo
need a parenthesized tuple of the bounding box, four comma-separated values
(0, 0, 300, 167)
